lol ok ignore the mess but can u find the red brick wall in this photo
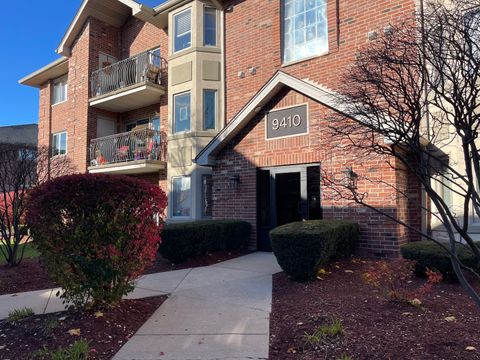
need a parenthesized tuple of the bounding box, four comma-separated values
(223, 0, 416, 122)
(121, 17, 165, 58)
(213, 88, 419, 257)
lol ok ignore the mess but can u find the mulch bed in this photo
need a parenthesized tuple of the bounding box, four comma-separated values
(270, 258, 480, 360)
(0, 250, 250, 296)
(0, 295, 166, 360)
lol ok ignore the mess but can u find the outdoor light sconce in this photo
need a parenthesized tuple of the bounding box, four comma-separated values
(229, 175, 241, 190)
(342, 167, 359, 190)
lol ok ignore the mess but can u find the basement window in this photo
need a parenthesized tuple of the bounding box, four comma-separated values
(282, 0, 328, 64)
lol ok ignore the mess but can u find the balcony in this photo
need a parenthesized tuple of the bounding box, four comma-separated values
(89, 50, 167, 112)
(88, 128, 167, 175)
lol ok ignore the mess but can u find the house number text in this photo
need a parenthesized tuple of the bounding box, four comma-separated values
(266, 104, 308, 139)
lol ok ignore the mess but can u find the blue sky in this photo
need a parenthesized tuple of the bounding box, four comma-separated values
(0, 0, 165, 127)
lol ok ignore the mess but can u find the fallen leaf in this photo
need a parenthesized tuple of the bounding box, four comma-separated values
(287, 347, 297, 354)
(68, 328, 81, 336)
(297, 322, 304, 326)
(94, 311, 104, 318)
(466, 346, 476, 351)
(334, 265, 340, 269)
(318, 268, 328, 275)
(410, 298, 422, 306)
(402, 312, 413, 316)
(444, 316, 456, 322)
(345, 270, 354, 273)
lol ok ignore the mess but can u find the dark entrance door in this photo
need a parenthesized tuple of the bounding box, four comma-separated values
(257, 164, 322, 252)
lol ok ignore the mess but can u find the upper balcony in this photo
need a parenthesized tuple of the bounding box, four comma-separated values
(89, 50, 167, 112)
(88, 128, 167, 175)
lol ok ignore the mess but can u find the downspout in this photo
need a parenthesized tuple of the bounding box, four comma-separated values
(419, 0, 432, 238)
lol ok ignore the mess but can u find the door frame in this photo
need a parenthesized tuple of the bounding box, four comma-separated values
(257, 163, 321, 251)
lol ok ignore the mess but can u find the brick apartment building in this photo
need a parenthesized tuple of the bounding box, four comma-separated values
(20, 0, 423, 256)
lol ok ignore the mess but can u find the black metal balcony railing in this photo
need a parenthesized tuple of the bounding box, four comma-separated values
(90, 50, 168, 98)
(89, 128, 167, 167)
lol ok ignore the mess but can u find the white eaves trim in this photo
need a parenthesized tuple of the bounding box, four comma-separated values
(195, 71, 350, 166)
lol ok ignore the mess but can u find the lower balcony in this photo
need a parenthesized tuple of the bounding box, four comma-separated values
(88, 128, 167, 175)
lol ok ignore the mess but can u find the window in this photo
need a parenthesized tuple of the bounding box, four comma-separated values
(174, 92, 191, 133)
(173, 8, 192, 53)
(126, 118, 149, 132)
(52, 131, 67, 157)
(148, 48, 161, 68)
(202, 175, 213, 218)
(283, 0, 328, 64)
(204, 7, 217, 46)
(53, 75, 68, 104)
(203, 89, 217, 130)
(172, 176, 191, 217)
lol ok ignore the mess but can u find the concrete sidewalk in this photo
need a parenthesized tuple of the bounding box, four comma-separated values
(0, 252, 282, 359)
(114, 252, 282, 360)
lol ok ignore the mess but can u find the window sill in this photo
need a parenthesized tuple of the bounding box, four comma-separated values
(51, 99, 68, 107)
(281, 51, 330, 68)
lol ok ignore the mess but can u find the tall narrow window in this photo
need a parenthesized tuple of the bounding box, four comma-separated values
(172, 176, 191, 217)
(283, 0, 328, 63)
(173, 8, 192, 53)
(52, 131, 67, 157)
(203, 89, 217, 130)
(204, 7, 217, 46)
(53, 75, 68, 104)
(202, 175, 213, 218)
(174, 92, 191, 133)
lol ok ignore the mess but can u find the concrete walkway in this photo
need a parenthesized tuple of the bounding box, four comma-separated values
(114, 252, 282, 360)
(0, 252, 282, 359)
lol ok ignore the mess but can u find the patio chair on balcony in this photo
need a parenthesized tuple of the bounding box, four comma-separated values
(117, 146, 130, 162)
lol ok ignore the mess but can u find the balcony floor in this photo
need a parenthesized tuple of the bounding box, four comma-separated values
(88, 159, 166, 175)
(89, 81, 166, 112)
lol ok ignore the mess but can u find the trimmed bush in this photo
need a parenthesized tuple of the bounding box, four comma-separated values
(401, 240, 480, 282)
(159, 220, 251, 264)
(26, 174, 167, 308)
(270, 220, 359, 280)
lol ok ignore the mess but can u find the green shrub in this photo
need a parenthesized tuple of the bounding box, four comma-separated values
(50, 340, 89, 360)
(270, 220, 359, 280)
(159, 220, 251, 264)
(401, 240, 480, 282)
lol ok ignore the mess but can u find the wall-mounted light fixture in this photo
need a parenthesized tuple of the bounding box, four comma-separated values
(342, 167, 358, 190)
(229, 174, 241, 190)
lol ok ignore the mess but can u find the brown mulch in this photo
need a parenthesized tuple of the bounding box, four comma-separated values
(269, 258, 480, 360)
(0, 296, 166, 360)
(0, 249, 250, 296)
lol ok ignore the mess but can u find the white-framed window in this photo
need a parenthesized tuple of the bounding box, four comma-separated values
(174, 92, 191, 133)
(53, 75, 68, 104)
(283, 0, 328, 64)
(204, 7, 217, 47)
(173, 8, 192, 53)
(203, 89, 217, 130)
(52, 131, 67, 157)
(172, 176, 192, 217)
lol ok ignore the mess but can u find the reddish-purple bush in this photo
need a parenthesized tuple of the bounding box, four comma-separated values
(26, 174, 167, 307)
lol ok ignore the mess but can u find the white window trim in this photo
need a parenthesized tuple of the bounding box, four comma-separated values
(173, 91, 192, 134)
(171, 176, 192, 219)
(203, 89, 217, 131)
(52, 75, 68, 105)
(52, 131, 68, 158)
(173, 8, 192, 54)
(203, 6, 217, 47)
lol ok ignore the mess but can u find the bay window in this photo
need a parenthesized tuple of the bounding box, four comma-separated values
(173, 8, 192, 53)
(174, 92, 191, 133)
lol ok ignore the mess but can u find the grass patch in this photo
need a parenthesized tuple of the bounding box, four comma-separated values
(32, 340, 89, 360)
(8, 307, 34, 323)
(336, 355, 352, 360)
(0, 242, 39, 265)
(304, 317, 344, 345)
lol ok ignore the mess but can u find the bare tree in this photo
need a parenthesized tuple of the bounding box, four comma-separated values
(325, 0, 480, 306)
(0, 144, 74, 267)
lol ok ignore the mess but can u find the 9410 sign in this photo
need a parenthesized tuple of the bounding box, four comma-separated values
(266, 104, 308, 139)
